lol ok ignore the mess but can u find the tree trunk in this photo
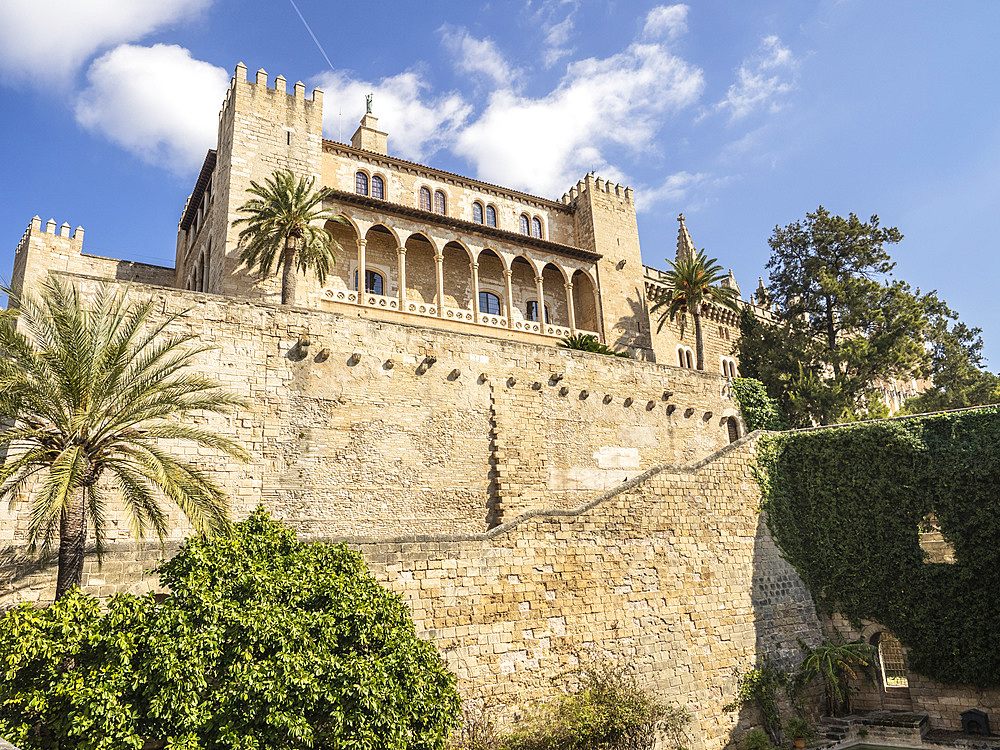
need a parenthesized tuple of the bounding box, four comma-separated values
(56, 487, 87, 600)
(694, 311, 705, 370)
(280, 239, 296, 305)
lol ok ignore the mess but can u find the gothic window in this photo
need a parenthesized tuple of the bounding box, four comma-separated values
(485, 205, 497, 227)
(355, 172, 369, 196)
(473, 202, 484, 224)
(532, 217, 543, 239)
(479, 291, 502, 316)
(354, 269, 384, 295)
(678, 347, 694, 368)
(520, 214, 530, 235)
(371, 174, 384, 200)
(419, 187, 432, 211)
(526, 300, 549, 323)
(434, 190, 447, 215)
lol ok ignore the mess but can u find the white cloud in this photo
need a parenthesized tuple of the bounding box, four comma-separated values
(75, 44, 229, 174)
(718, 35, 797, 120)
(534, 0, 580, 68)
(0, 0, 210, 86)
(316, 70, 472, 163)
(454, 41, 704, 197)
(635, 171, 709, 212)
(643, 5, 689, 41)
(440, 27, 521, 89)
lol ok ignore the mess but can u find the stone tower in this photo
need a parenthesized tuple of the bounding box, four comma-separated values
(174, 63, 325, 301)
(570, 174, 651, 358)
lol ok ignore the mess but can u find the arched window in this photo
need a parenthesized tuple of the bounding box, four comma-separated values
(678, 347, 694, 368)
(721, 358, 738, 378)
(727, 417, 741, 443)
(520, 214, 530, 235)
(371, 174, 384, 200)
(686, 350, 694, 368)
(354, 269, 385, 295)
(526, 300, 549, 323)
(355, 172, 369, 196)
(479, 291, 502, 316)
(876, 632, 909, 688)
(532, 217, 542, 239)
(473, 202, 484, 224)
(485, 205, 497, 227)
(419, 187, 432, 211)
(678, 349, 685, 367)
(434, 190, 447, 215)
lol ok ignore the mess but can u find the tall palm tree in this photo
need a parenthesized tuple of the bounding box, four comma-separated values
(0, 276, 248, 600)
(233, 169, 345, 305)
(650, 249, 739, 370)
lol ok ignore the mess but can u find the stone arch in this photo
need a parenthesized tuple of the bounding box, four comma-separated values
(362, 224, 398, 298)
(509, 255, 537, 328)
(541, 262, 568, 329)
(572, 268, 599, 334)
(726, 416, 741, 443)
(403, 232, 437, 310)
(477, 248, 508, 322)
(441, 240, 473, 314)
(325, 217, 359, 293)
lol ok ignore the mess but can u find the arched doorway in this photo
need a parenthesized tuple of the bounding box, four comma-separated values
(572, 269, 599, 334)
(726, 417, 741, 443)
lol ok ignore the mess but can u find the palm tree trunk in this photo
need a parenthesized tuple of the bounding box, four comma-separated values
(56, 487, 87, 599)
(694, 312, 705, 370)
(280, 238, 295, 305)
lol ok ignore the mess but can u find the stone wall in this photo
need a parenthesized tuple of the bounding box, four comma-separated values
(1, 435, 825, 750)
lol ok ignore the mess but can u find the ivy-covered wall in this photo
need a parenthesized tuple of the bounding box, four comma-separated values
(756, 407, 1000, 688)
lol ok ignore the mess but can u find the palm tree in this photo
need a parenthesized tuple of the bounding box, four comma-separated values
(650, 249, 739, 370)
(0, 276, 248, 600)
(233, 169, 345, 305)
(799, 640, 876, 716)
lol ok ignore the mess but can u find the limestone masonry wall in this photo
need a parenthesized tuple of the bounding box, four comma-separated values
(1, 436, 824, 750)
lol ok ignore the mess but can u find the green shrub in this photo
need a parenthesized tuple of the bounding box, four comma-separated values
(744, 728, 772, 750)
(0, 508, 461, 749)
(503, 657, 688, 750)
(786, 717, 814, 741)
(731, 378, 787, 432)
(559, 334, 631, 358)
(723, 659, 787, 743)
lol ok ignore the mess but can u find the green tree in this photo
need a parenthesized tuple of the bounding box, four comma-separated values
(0, 509, 462, 750)
(233, 169, 346, 305)
(798, 640, 875, 716)
(650, 249, 739, 371)
(0, 277, 247, 600)
(738, 208, 956, 425)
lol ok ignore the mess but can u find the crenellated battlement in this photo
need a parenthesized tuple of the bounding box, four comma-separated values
(220, 62, 323, 122)
(560, 172, 633, 205)
(15, 216, 85, 255)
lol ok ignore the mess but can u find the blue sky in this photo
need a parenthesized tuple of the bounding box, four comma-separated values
(1, 1, 998, 364)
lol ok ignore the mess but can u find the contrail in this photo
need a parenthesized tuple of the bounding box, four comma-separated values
(287, 0, 335, 72)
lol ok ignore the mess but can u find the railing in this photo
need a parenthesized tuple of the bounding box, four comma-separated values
(323, 288, 597, 342)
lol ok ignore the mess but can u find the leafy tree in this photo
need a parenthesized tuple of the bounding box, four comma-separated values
(233, 169, 346, 305)
(649, 249, 739, 370)
(559, 333, 631, 358)
(900, 294, 1000, 413)
(731, 378, 787, 432)
(0, 508, 462, 750)
(798, 640, 875, 716)
(737, 207, 989, 425)
(0, 277, 246, 601)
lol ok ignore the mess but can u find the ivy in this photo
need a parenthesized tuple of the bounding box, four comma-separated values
(732, 378, 787, 433)
(755, 407, 1000, 687)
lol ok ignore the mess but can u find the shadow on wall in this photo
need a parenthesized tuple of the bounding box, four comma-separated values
(610, 286, 653, 361)
(0, 546, 57, 613)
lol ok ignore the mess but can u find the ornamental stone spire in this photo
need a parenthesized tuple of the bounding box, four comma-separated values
(676, 213, 696, 262)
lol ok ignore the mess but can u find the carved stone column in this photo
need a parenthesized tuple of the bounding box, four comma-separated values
(503, 269, 514, 328)
(565, 281, 576, 334)
(471, 262, 480, 320)
(356, 237, 367, 303)
(434, 252, 445, 317)
(534, 274, 545, 330)
(396, 246, 406, 308)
